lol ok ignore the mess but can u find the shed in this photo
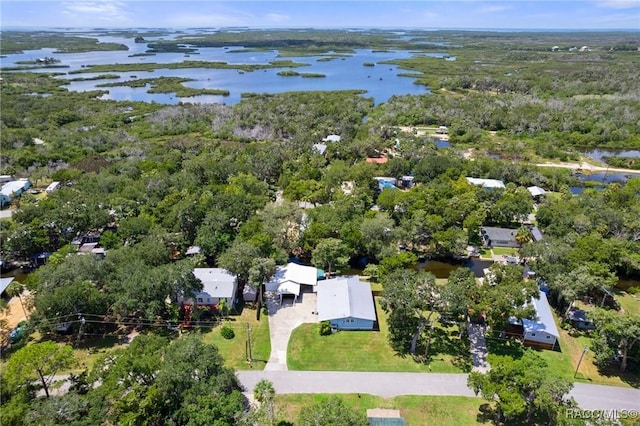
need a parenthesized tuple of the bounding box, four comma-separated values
(566, 306, 595, 330)
(466, 177, 505, 190)
(521, 291, 559, 350)
(317, 276, 376, 330)
(180, 268, 238, 308)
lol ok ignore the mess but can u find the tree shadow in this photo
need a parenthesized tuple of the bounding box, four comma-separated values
(476, 403, 497, 424)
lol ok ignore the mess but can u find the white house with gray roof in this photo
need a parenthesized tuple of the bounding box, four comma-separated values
(317, 276, 376, 330)
(179, 268, 238, 308)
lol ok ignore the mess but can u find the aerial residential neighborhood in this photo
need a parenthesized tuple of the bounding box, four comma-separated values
(1, 14, 640, 426)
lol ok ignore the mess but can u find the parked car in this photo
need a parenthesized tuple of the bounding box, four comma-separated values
(9, 321, 28, 344)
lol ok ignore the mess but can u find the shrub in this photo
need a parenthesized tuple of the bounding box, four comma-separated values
(319, 321, 332, 336)
(262, 306, 269, 316)
(220, 325, 235, 340)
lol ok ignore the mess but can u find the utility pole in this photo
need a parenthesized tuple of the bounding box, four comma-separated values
(574, 347, 589, 378)
(75, 314, 86, 348)
(246, 322, 253, 367)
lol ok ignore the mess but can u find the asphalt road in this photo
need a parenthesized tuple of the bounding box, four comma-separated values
(237, 371, 640, 411)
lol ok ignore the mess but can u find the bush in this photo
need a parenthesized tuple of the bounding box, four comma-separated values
(262, 306, 269, 316)
(220, 325, 235, 340)
(319, 321, 332, 336)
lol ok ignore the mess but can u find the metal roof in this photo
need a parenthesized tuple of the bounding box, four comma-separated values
(527, 186, 547, 197)
(193, 268, 237, 299)
(521, 290, 560, 338)
(317, 276, 376, 322)
(466, 177, 505, 189)
(0, 277, 15, 295)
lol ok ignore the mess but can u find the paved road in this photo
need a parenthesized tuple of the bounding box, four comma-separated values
(237, 371, 640, 411)
(536, 162, 640, 175)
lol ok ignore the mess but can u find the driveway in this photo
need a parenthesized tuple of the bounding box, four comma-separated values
(237, 371, 640, 411)
(264, 291, 318, 371)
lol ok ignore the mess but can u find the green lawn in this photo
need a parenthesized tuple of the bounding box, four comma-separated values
(490, 247, 519, 256)
(275, 394, 488, 426)
(486, 308, 640, 388)
(613, 288, 640, 316)
(202, 305, 270, 370)
(288, 298, 471, 373)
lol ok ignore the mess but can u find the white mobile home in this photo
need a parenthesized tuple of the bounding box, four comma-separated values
(45, 181, 61, 193)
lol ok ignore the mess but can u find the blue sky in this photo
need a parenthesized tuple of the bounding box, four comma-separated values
(1, 1, 639, 30)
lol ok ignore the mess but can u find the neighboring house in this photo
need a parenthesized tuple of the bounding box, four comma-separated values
(322, 134, 341, 143)
(509, 290, 559, 350)
(0, 179, 32, 206)
(527, 186, 547, 201)
(316, 276, 376, 330)
(436, 125, 448, 134)
(179, 268, 238, 308)
(0, 277, 15, 299)
(396, 175, 415, 189)
(566, 307, 595, 330)
(367, 409, 407, 426)
(0, 175, 12, 184)
(466, 177, 505, 190)
(366, 157, 388, 165)
(266, 262, 318, 303)
(480, 226, 519, 248)
(551, 46, 560, 51)
(374, 177, 397, 191)
(312, 143, 327, 155)
(45, 181, 61, 193)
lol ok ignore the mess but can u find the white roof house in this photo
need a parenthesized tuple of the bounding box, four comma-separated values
(45, 181, 61, 193)
(527, 186, 547, 197)
(266, 262, 318, 302)
(521, 290, 559, 350)
(181, 268, 238, 307)
(317, 276, 376, 330)
(322, 134, 341, 143)
(466, 177, 505, 190)
(1, 179, 31, 197)
(312, 143, 328, 155)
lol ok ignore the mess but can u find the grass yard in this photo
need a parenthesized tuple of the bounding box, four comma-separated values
(613, 288, 640, 316)
(490, 247, 519, 256)
(288, 298, 471, 373)
(487, 307, 640, 388)
(275, 394, 488, 426)
(202, 305, 270, 370)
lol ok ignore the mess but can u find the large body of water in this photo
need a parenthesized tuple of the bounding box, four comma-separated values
(1, 33, 435, 105)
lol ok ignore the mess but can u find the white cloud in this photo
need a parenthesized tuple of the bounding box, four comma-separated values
(595, 0, 640, 9)
(265, 13, 290, 24)
(477, 5, 512, 14)
(61, 1, 132, 24)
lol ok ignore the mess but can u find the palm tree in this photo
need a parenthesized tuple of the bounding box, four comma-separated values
(6, 281, 29, 318)
(515, 226, 532, 248)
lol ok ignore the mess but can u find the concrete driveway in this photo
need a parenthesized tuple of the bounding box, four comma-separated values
(264, 291, 318, 371)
